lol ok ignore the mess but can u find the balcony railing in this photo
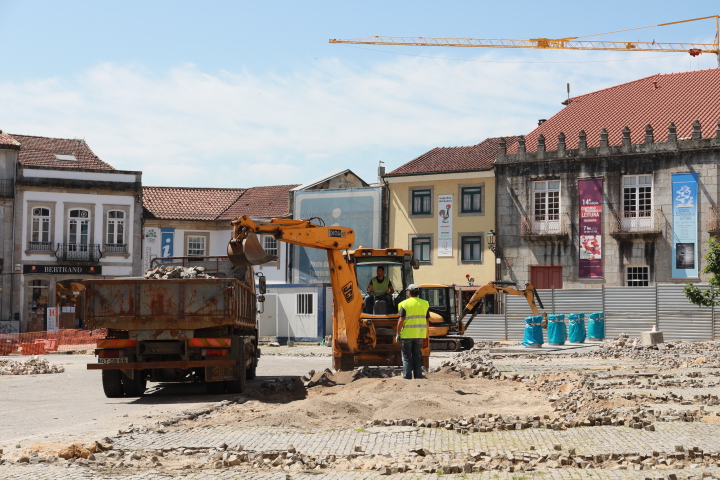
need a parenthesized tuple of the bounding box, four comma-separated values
(520, 212, 569, 240)
(55, 244, 103, 262)
(709, 206, 720, 233)
(104, 244, 128, 254)
(29, 241, 53, 252)
(609, 209, 662, 238)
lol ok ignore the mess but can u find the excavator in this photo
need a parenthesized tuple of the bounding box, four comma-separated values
(227, 216, 426, 371)
(421, 281, 546, 351)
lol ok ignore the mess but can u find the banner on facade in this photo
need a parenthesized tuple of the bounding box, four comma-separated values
(578, 178, 603, 278)
(47, 307, 58, 331)
(160, 228, 175, 260)
(437, 194, 453, 257)
(672, 172, 699, 278)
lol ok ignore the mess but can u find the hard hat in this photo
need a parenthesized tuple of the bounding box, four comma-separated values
(407, 284, 420, 292)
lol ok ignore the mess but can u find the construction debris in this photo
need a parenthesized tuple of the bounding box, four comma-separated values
(0, 357, 65, 375)
(143, 265, 215, 280)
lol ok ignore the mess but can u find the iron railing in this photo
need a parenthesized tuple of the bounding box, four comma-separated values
(609, 209, 662, 236)
(28, 242, 53, 252)
(55, 244, 102, 262)
(104, 244, 127, 254)
(520, 212, 569, 238)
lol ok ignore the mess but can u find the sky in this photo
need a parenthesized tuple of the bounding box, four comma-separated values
(0, 1, 718, 189)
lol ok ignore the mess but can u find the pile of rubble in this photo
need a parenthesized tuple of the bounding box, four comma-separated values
(0, 357, 65, 375)
(143, 265, 215, 280)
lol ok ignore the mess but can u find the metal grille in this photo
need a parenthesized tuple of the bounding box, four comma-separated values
(657, 285, 713, 341)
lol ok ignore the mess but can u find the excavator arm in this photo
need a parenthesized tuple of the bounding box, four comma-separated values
(458, 282, 545, 334)
(227, 216, 372, 353)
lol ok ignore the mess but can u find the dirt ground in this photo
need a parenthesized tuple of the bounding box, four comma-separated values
(177, 368, 554, 429)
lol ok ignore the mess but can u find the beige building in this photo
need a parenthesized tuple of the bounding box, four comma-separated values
(383, 137, 518, 286)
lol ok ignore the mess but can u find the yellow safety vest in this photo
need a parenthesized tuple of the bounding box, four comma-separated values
(398, 297, 429, 339)
(370, 276, 390, 296)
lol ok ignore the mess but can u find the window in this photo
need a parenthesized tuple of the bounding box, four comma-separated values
(626, 266, 650, 286)
(106, 211, 125, 245)
(31, 207, 51, 250)
(187, 235, 206, 257)
(533, 180, 561, 233)
(412, 237, 431, 263)
(461, 187, 482, 213)
(68, 209, 90, 251)
(461, 236, 482, 262)
(297, 293, 314, 315)
(411, 189, 432, 215)
(263, 236, 278, 257)
(622, 175, 653, 230)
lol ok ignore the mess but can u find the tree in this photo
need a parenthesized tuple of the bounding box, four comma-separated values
(684, 237, 720, 307)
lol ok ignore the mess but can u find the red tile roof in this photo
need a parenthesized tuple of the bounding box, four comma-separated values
(143, 184, 300, 221)
(386, 136, 520, 176)
(10, 134, 115, 170)
(143, 187, 247, 221)
(0, 131, 20, 148)
(508, 68, 720, 153)
(219, 184, 300, 220)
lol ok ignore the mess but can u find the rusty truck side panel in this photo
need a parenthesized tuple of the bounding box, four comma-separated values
(84, 278, 257, 331)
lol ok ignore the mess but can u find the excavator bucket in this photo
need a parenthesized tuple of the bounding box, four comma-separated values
(227, 232, 278, 267)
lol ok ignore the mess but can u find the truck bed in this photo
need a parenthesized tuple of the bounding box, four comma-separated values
(84, 278, 257, 331)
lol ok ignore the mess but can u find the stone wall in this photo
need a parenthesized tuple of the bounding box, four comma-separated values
(494, 121, 720, 287)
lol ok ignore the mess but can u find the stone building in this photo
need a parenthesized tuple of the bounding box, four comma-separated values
(384, 137, 518, 286)
(494, 69, 720, 288)
(0, 132, 142, 331)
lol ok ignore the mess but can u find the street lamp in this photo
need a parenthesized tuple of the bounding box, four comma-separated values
(487, 230, 502, 281)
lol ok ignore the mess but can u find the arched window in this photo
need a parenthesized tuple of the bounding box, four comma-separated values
(31, 207, 51, 250)
(68, 209, 90, 251)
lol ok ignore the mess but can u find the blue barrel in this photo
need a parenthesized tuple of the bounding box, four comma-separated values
(588, 312, 605, 340)
(532, 315, 545, 346)
(568, 313, 586, 343)
(547, 313, 567, 345)
(522, 315, 540, 347)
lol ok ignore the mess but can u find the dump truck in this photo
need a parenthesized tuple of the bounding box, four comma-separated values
(422, 281, 546, 351)
(85, 263, 263, 397)
(227, 216, 425, 371)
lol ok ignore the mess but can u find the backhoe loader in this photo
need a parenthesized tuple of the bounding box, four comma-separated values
(227, 216, 426, 371)
(421, 281, 546, 351)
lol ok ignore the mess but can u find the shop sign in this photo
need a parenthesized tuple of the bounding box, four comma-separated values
(23, 265, 103, 275)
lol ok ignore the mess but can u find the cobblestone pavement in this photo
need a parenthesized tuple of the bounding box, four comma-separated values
(3, 343, 720, 479)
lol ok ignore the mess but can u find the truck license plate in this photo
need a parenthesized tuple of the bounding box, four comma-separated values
(99, 357, 128, 364)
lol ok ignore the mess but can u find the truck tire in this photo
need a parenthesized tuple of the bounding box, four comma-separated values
(246, 358, 257, 380)
(226, 364, 246, 394)
(101, 370, 124, 398)
(121, 371, 146, 397)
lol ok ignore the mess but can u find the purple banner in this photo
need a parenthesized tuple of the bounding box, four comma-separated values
(579, 178, 603, 278)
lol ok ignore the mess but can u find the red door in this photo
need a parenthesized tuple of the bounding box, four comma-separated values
(531, 266, 563, 289)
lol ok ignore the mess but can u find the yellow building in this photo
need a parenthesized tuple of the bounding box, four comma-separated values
(383, 137, 519, 286)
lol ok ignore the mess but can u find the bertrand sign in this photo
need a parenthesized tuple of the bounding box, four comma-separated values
(23, 265, 103, 275)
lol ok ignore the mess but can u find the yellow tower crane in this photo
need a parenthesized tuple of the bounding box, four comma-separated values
(330, 15, 720, 66)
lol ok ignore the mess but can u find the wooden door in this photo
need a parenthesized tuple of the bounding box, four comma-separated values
(531, 266, 563, 289)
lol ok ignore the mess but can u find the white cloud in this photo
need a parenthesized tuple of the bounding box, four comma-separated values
(0, 49, 713, 187)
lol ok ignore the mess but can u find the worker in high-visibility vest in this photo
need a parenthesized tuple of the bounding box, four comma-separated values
(396, 284, 430, 379)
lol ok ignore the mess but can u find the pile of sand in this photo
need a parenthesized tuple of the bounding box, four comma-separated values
(189, 369, 553, 429)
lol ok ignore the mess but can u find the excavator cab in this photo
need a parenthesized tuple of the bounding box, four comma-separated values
(352, 249, 415, 315)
